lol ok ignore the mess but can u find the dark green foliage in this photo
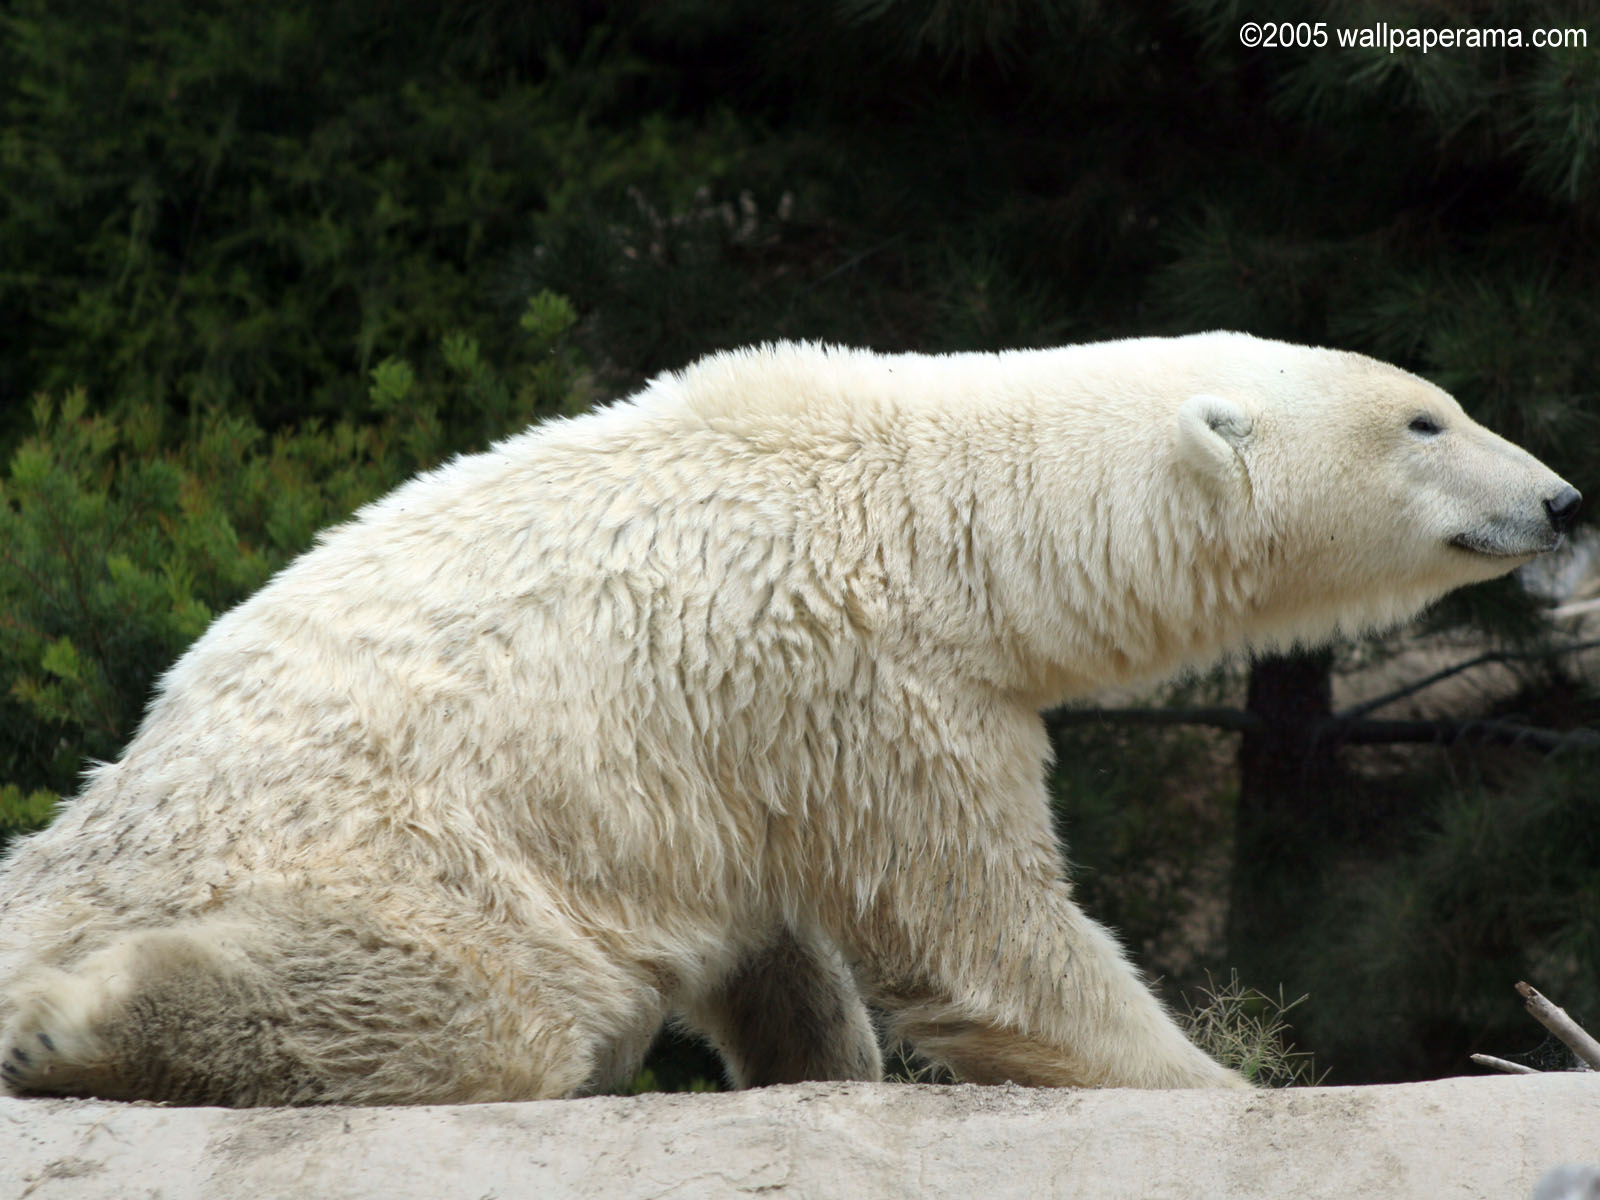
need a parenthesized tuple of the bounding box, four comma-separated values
(2, 393, 221, 796)
(1304, 753, 1600, 1081)
(1051, 712, 1235, 983)
(0, 295, 585, 844)
(0, 0, 657, 437)
(0, 785, 56, 848)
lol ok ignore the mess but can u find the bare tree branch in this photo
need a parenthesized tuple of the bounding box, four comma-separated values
(1551, 597, 1600, 620)
(1046, 707, 1598, 755)
(1335, 638, 1600, 722)
(1517, 982, 1600, 1071)
(1470, 1053, 1538, 1075)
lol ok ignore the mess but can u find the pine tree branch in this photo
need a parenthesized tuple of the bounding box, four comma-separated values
(808, 234, 906, 287)
(1319, 717, 1600, 753)
(1334, 638, 1600, 722)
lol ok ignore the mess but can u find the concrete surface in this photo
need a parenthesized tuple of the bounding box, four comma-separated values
(3, 1074, 1597, 1199)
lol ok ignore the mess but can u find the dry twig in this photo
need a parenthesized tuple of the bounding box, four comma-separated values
(1469, 1052, 1538, 1075)
(1516, 981, 1600, 1071)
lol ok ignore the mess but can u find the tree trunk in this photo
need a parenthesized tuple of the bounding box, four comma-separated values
(1226, 648, 1341, 985)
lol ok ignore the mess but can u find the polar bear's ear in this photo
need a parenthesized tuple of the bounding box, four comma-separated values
(1175, 393, 1253, 492)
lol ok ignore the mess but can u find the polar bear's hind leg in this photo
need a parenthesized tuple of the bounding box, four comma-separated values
(2, 923, 329, 1105)
(0, 902, 600, 1106)
(680, 925, 883, 1087)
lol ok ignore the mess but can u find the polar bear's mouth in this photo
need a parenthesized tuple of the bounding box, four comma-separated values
(1449, 530, 1560, 558)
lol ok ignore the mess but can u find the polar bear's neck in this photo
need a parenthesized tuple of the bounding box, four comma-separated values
(661, 343, 1288, 706)
(851, 395, 1278, 705)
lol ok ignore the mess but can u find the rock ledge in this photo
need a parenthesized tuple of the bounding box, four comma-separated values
(5, 1074, 1597, 1199)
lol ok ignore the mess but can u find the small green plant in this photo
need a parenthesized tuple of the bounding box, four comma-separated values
(1181, 971, 1324, 1087)
(883, 1045, 954, 1085)
(0, 786, 56, 846)
(613, 1067, 721, 1096)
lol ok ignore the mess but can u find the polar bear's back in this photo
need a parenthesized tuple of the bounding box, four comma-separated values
(2, 372, 890, 935)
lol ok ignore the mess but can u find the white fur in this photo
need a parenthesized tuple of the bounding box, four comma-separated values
(0, 333, 1576, 1103)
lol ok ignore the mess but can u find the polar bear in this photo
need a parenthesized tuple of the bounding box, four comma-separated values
(0, 333, 1579, 1105)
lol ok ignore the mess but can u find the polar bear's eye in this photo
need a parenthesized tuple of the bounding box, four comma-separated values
(1409, 415, 1443, 436)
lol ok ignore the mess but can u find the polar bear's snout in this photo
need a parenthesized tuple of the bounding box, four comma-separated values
(1427, 414, 1581, 561)
(1545, 485, 1582, 534)
(1450, 479, 1580, 558)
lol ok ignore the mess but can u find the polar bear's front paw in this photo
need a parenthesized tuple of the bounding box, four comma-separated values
(1, 1029, 64, 1094)
(0, 960, 128, 1098)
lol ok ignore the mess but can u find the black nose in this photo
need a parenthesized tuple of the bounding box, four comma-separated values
(1545, 486, 1582, 533)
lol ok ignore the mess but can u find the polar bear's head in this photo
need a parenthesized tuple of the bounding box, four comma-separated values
(1173, 335, 1580, 640)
